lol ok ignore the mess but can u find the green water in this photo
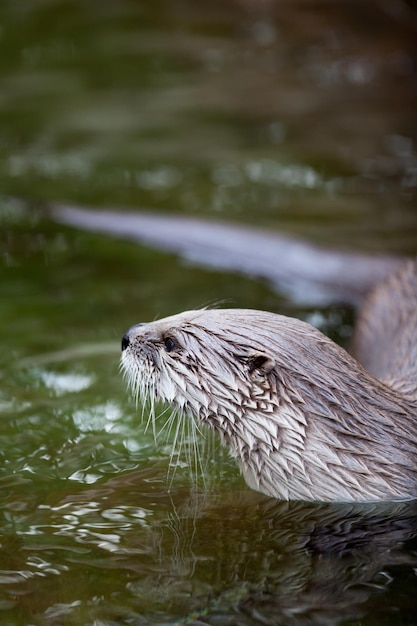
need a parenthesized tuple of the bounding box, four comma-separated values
(1, 1, 417, 625)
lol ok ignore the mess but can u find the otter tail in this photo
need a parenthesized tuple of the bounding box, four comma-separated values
(50, 204, 404, 307)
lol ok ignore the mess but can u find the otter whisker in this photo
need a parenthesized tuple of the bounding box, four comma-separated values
(172, 408, 187, 471)
(166, 409, 187, 488)
(158, 406, 180, 442)
(189, 414, 207, 490)
(152, 403, 174, 437)
(143, 389, 157, 439)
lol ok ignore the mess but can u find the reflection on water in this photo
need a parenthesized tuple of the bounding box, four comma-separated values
(2, 471, 417, 624)
(39, 369, 96, 395)
(1, 0, 417, 624)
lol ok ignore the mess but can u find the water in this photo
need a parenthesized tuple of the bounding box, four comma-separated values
(1, 1, 417, 624)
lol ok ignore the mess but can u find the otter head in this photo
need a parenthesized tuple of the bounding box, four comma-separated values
(120, 309, 278, 428)
(120, 308, 324, 498)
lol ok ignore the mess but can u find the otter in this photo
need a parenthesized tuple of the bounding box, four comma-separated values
(121, 258, 417, 503)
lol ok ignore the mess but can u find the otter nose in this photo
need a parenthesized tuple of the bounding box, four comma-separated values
(121, 332, 130, 351)
(121, 323, 148, 351)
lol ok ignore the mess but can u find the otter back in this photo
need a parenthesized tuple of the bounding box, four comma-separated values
(352, 257, 417, 400)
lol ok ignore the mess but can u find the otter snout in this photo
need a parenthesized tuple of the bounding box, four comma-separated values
(121, 323, 148, 351)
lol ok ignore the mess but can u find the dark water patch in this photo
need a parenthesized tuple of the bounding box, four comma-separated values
(1, 486, 417, 625)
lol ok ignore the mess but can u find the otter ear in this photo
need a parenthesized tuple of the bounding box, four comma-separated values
(248, 352, 275, 375)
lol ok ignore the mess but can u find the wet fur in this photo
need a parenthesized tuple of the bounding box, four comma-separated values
(121, 259, 417, 502)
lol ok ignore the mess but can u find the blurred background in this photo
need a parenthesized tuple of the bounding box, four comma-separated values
(1, 1, 417, 625)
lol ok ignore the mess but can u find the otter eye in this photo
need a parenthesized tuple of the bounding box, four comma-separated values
(163, 336, 177, 353)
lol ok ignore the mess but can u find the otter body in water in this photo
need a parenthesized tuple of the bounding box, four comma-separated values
(121, 259, 417, 503)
